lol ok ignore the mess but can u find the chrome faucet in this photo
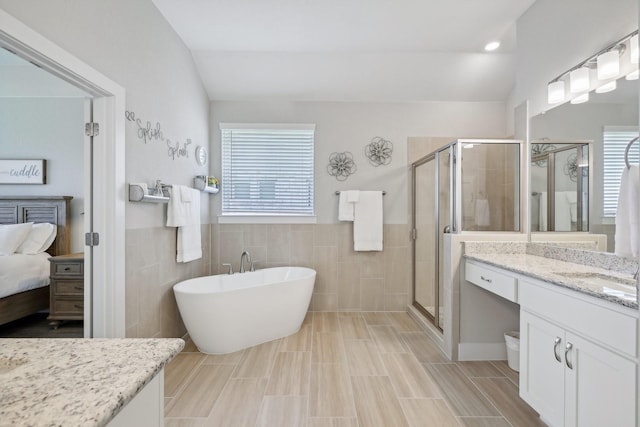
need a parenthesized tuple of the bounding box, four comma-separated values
(239, 251, 251, 273)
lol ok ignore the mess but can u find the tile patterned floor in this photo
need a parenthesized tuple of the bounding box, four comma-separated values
(164, 311, 546, 427)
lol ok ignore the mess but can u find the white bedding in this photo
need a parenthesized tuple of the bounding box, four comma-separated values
(0, 252, 50, 299)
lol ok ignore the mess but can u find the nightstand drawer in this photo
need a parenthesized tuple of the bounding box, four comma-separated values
(53, 280, 84, 296)
(52, 262, 83, 276)
(50, 297, 84, 317)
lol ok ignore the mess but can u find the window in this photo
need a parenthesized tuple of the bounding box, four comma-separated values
(602, 126, 639, 217)
(220, 123, 315, 217)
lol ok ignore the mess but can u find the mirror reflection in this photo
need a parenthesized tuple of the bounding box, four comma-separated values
(530, 77, 639, 251)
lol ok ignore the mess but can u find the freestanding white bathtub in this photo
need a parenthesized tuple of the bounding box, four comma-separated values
(173, 266, 316, 354)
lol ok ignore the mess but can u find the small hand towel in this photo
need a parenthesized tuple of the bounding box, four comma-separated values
(338, 190, 359, 221)
(539, 191, 547, 231)
(167, 185, 202, 263)
(353, 191, 383, 251)
(615, 165, 640, 257)
(554, 192, 572, 231)
(565, 191, 578, 222)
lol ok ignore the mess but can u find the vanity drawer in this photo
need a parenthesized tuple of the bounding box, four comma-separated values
(465, 260, 518, 303)
(520, 281, 637, 357)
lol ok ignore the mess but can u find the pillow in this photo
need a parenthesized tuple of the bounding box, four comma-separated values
(0, 223, 33, 256)
(17, 222, 58, 255)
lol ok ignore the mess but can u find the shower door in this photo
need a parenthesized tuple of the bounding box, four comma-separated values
(412, 147, 450, 332)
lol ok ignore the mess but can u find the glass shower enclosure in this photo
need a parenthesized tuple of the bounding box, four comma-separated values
(412, 139, 522, 331)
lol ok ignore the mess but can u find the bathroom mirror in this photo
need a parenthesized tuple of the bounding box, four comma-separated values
(529, 76, 639, 251)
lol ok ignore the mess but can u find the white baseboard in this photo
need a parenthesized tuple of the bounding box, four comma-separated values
(458, 342, 507, 361)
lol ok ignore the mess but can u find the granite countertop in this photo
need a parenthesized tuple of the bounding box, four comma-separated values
(465, 252, 638, 310)
(0, 338, 184, 427)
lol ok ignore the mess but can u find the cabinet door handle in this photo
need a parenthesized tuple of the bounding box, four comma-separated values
(64, 267, 71, 271)
(553, 337, 562, 362)
(565, 342, 574, 369)
(480, 275, 492, 283)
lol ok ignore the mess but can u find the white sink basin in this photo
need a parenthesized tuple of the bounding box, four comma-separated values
(552, 271, 637, 302)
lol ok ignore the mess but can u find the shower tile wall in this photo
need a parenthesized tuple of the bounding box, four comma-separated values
(211, 223, 412, 311)
(125, 225, 211, 339)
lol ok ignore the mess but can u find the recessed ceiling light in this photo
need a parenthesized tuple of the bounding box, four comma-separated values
(484, 41, 500, 52)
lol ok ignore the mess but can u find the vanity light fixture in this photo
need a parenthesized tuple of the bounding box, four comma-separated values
(597, 49, 620, 80)
(595, 80, 617, 93)
(570, 67, 590, 92)
(546, 29, 638, 106)
(484, 41, 500, 52)
(570, 93, 589, 104)
(547, 80, 565, 104)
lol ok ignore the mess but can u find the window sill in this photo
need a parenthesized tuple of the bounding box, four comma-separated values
(218, 215, 317, 224)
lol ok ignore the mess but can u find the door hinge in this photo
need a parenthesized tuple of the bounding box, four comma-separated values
(85, 122, 100, 137)
(411, 228, 417, 240)
(85, 232, 100, 247)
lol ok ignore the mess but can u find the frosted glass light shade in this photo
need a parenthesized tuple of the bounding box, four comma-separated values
(570, 67, 590, 92)
(571, 93, 589, 104)
(597, 50, 620, 79)
(626, 69, 639, 80)
(547, 80, 565, 104)
(595, 80, 616, 93)
(631, 34, 639, 64)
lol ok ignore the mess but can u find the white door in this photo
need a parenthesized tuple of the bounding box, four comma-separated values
(564, 333, 637, 427)
(520, 311, 565, 427)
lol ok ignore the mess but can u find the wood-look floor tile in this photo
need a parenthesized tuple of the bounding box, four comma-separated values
(381, 353, 441, 398)
(233, 339, 280, 378)
(314, 312, 340, 332)
(491, 360, 519, 386)
(310, 363, 356, 417)
(165, 364, 235, 417)
(471, 377, 545, 427)
(369, 325, 409, 353)
(339, 314, 370, 339)
(424, 363, 499, 417)
(164, 418, 209, 427)
(387, 312, 422, 332)
(164, 353, 206, 397)
(266, 351, 311, 395)
(400, 398, 459, 427)
(350, 375, 409, 427)
(256, 396, 308, 427)
(344, 339, 387, 376)
(457, 361, 506, 378)
(203, 349, 245, 364)
(207, 378, 268, 427)
(362, 312, 391, 325)
(280, 322, 312, 351)
(181, 339, 198, 353)
(458, 416, 513, 427)
(313, 332, 346, 363)
(400, 332, 449, 363)
(308, 418, 359, 427)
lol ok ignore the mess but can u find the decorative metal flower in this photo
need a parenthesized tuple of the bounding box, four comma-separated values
(531, 143, 556, 167)
(327, 151, 357, 181)
(365, 137, 393, 166)
(564, 153, 581, 182)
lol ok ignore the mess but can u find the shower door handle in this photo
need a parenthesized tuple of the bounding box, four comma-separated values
(443, 225, 451, 234)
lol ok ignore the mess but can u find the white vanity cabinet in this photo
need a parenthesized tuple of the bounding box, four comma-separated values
(520, 281, 637, 427)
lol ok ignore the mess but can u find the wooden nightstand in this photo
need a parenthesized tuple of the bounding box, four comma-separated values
(48, 253, 84, 328)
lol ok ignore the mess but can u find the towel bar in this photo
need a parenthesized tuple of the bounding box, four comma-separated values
(624, 136, 639, 169)
(335, 190, 386, 195)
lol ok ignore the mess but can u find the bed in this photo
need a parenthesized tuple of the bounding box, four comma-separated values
(0, 196, 72, 326)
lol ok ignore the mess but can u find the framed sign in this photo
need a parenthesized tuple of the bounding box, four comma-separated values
(0, 159, 47, 184)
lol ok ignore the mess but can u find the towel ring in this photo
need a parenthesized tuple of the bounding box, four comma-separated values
(624, 136, 639, 169)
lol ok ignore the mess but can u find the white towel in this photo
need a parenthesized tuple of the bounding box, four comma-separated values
(565, 191, 578, 222)
(167, 185, 202, 263)
(353, 191, 383, 251)
(615, 165, 640, 257)
(338, 190, 359, 221)
(539, 191, 547, 231)
(474, 199, 490, 226)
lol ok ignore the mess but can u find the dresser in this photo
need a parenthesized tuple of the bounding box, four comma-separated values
(48, 253, 84, 327)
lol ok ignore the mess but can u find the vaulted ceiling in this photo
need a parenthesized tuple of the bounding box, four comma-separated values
(152, 0, 537, 102)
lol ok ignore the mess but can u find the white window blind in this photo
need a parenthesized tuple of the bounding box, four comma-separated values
(220, 123, 315, 216)
(603, 126, 639, 217)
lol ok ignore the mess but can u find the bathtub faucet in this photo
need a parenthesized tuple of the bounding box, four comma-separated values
(240, 251, 252, 273)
